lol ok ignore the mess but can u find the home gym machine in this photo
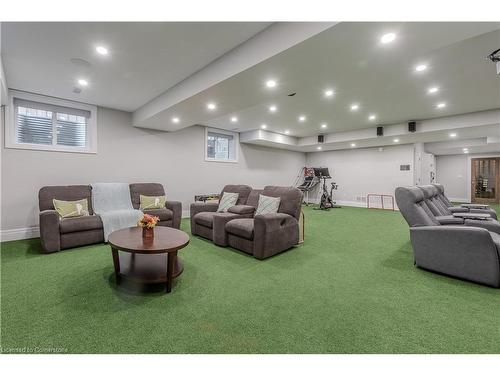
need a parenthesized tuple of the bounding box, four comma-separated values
(293, 167, 320, 205)
(313, 167, 340, 210)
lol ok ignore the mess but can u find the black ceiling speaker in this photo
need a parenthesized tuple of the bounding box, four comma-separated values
(318, 135, 324, 143)
(376, 126, 384, 136)
(408, 121, 416, 133)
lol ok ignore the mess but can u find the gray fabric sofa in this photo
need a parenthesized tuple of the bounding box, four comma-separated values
(395, 186, 500, 287)
(223, 186, 303, 260)
(190, 185, 253, 241)
(38, 183, 181, 253)
(432, 183, 497, 220)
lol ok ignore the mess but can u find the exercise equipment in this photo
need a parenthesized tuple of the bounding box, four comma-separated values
(293, 167, 320, 205)
(313, 167, 340, 210)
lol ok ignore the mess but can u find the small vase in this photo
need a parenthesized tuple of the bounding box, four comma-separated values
(142, 227, 154, 240)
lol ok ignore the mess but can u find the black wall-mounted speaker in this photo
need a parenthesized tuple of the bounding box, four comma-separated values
(376, 126, 384, 136)
(408, 121, 416, 133)
(318, 135, 324, 143)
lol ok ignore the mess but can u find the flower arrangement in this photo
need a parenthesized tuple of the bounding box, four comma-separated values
(138, 214, 160, 228)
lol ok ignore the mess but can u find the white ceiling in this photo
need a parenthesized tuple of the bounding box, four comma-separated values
(189, 22, 499, 137)
(0, 22, 271, 111)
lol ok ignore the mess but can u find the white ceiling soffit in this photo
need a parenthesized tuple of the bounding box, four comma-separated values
(133, 22, 500, 138)
(424, 137, 500, 156)
(132, 22, 337, 130)
(240, 109, 500, 154)
(1, 22, 272, 111)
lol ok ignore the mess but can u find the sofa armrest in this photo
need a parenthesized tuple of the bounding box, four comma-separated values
(253, 213, 299, 259)
(165, 200, 182, 229)
(448, 206, 469, 213)
(453, 212, 491, 220)
(227, 205, 255, 215)
(39, 210, 61, 253)
(410, 226, 500, 287)
(461, 203, 490, 209)
(435, 215, 464, 225)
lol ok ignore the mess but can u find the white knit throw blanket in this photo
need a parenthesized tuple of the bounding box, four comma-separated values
(91, 183, 143, 241)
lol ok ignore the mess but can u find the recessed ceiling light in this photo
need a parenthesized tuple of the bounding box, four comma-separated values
(261, 124, 267, 129)
(463, 148, 469, 151)
(317, 146, 322, 150)
(230, 117, 238, 123)
(77, 79, 88, 86)
(415, 64, 427, 72)
(298, 115, 306, 122)
(350, 104, 359, 111)
(321, 123, 327, 129)
(369, 114, 376, 121)
(207, 103, 217, 110)
(380, 33, 396, 44)
(351, 143, 356, 147)
(284, 130, 290, 135)
(96, 46, 108, 55)
(393, 138, 400, 143)
(269, 105, 277, 112)
(266, 80, 277, 88)
(428, 86, 439, 94)
(449, 133, 457, 138)
(464, 150, 469, 154)
(437, 102, 446, 109)
(172, 117, 180, 123)
(324, 89, 334, 97)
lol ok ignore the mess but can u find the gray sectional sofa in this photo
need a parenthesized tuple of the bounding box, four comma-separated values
(190, 185, 303, 259)
(38, 183, 181, 253)
(395, 185, 500, 287)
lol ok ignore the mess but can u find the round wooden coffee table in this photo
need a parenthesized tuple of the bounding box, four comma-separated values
(108, 226, 189, 293)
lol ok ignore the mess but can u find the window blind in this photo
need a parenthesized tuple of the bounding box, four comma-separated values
(14, 98, 90, 148)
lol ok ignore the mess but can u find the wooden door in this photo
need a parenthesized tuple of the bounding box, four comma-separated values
(471, 157, 499, 204)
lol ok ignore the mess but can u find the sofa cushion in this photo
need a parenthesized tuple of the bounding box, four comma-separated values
(228, 205, 255, 215)
(53, 198, 90, 218)
(217, 192, 239, 212)
(255, 194, 281, 216)
(59, 215, 103, 234)
(143, 208, 173, 222)
(226, 218, 254, 240)
(194, 211, 216, 228)
(129, 183, 165, 209)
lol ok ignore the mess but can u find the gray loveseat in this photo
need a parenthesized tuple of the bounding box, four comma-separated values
(38, 183, 181, 253)
(395, 186, 500, 287)
(190, 185, 303, 259)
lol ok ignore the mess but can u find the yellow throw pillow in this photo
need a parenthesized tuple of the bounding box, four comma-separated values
(53, 199, 90, 218)
(140, 195, 166, 210)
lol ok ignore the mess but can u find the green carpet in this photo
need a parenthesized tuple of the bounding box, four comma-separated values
(1, 205, 500, 354)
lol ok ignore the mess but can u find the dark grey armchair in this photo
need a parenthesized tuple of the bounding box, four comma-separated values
(395, 186, 500, 287)
(223, 186, 303, 260)
(432, 183, 497, 220)
(190, 185, 253, 241)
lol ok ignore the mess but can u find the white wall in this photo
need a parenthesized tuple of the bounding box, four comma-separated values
(1, 107, 305, 237)
(305, 144, 415, 207)
(435, 154, 469, 201)
(435, 153, 500, 202)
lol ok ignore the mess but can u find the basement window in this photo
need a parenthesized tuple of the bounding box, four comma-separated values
(205, 127, 238, 163)
(5, 91, 97, 153)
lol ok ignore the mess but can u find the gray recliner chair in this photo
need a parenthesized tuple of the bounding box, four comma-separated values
(222, 186, 303, 260)
(432, 183, 497, 220)
(190, 185, 253, 241)
(418, 185, 500, 234)
(395, 186, 500, 287)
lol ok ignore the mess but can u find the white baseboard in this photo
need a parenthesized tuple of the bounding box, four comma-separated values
(1, 226, 40, 242)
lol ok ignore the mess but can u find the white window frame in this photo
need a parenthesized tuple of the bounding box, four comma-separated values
(204, 127, 239, 163)
(5, 90, 97, 154)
